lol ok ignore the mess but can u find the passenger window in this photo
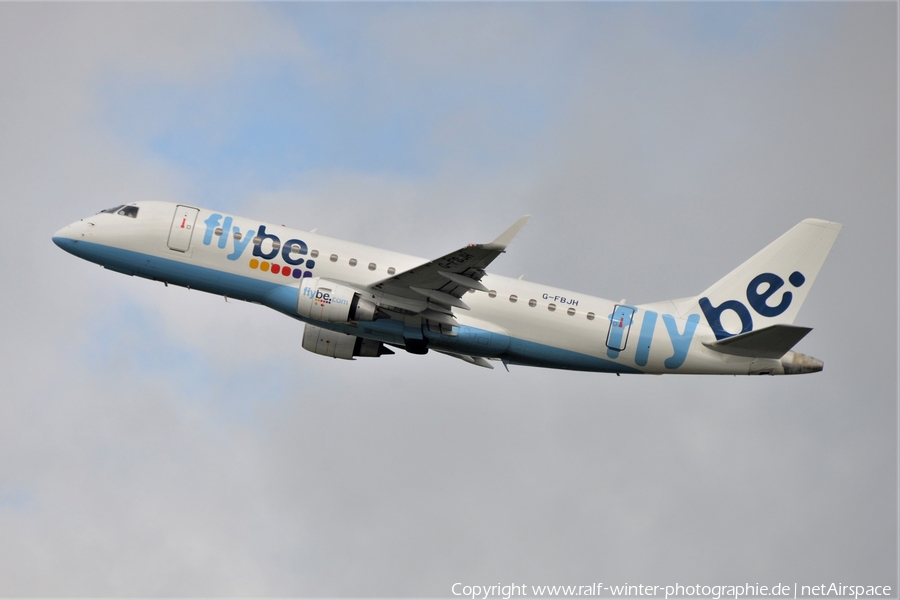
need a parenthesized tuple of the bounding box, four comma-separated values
(387, 267, 396, 275)
(271, 241, 281, 251)
(567, 307, 576, 316)
(310, 250, 319, 258)
(488, 290, 497, 298)
(252, 237, 262, 245)
(368, 263, 376, 271)
(349, 258, 357, 267)
(586, 312, 595, 320)
(290, 244, 302, 254)
(528, 299, 537, 307)
(330, 254, 338, 262)
(509, 295, 518, 303)
(548, 303, 556, 312)
(214, 228, 223, 236)
(233, 232, 242, 241)
(117, 206, 139, 218)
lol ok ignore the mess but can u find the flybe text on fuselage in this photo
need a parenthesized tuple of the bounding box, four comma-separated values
(202, 213, 317, 280)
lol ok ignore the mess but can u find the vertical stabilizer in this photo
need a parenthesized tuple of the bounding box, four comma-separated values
(696, 219, 841, 339)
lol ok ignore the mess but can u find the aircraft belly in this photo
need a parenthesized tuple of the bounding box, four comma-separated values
(424, 324, 510, 357)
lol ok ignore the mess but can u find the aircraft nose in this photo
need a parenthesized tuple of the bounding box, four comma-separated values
(52, 237, 72, 253)
(52, 227, 69, 245)
(52, 224, 76, 249)
(52, 221, 90, 253)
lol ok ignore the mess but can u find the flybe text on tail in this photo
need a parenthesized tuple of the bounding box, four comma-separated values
(699, 270, 807, 340)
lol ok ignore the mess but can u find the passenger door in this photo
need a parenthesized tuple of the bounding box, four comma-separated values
(167, 205, 199, 252)
(606, 305, 635, 352)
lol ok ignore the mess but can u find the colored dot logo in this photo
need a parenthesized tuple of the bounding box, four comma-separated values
(249, 258, 313, 279)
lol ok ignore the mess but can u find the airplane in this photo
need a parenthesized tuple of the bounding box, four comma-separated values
(52, 202, 841, 375)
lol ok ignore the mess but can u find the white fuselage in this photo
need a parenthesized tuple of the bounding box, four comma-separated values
(53, 201, 833, 375)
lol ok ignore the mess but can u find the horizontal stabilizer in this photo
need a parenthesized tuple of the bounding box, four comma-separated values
(703, 324, 812, 359)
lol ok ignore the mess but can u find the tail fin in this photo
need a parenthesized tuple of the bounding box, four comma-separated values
(697, 219, 842, 340)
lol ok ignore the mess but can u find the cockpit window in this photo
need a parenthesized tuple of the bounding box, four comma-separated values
(117, 206, 139, 218)
(100, 205, 125, 214)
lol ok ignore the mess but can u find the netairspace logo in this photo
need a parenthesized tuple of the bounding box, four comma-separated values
(450, 582, 893, 600)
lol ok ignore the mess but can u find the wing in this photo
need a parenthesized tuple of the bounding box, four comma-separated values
(367, 215, 530, 321)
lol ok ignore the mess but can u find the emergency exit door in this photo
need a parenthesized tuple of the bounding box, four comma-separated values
(606, 305, 635, 352)
(167, 205, 199, 252)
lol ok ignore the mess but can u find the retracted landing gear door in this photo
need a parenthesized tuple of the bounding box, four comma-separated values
(606, 305, 635, 352)
(167, 205, 199, 252)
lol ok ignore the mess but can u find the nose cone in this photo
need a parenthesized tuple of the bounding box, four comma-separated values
(52, 236, 74, 253)
(53, 225, 73, 250)
(52, 222, 87, 255)
(781, 351, 824, 374)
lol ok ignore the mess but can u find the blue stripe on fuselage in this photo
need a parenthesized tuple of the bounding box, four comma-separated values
(53, 237, 281, 302)
(52, 238, 643, 374)
(504, 337, 642, 373)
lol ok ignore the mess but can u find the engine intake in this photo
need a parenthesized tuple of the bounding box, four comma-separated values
(302, 324, 394, 360)
(297, 277, 378, 323)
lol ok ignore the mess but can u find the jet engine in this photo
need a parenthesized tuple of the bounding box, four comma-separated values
(296, 277, 378, 323)
(302, 324, 394, 360)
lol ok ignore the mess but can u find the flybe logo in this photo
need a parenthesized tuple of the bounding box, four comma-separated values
(202, 213, 315, 280)
(699, 271, 806, 340)
(302, 286, 348, 306)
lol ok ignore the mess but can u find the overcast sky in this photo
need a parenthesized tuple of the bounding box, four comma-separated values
(0, 2, 896, 596)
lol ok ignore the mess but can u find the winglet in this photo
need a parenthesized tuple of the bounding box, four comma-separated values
(484, 215, 531, 251)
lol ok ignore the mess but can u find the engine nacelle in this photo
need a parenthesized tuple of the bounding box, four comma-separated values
(297, 277, 378, 323)
(302, 324, 394, 360)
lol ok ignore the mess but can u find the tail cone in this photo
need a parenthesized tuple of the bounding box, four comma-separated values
(781, 351, 824, 374)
